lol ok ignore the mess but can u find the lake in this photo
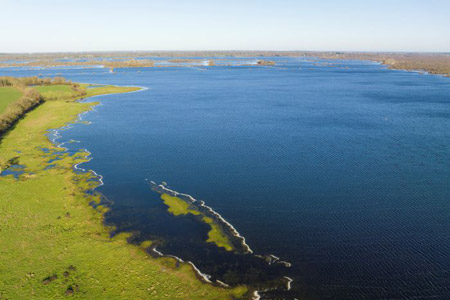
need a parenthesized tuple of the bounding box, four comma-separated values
(3, 57, 450, 299)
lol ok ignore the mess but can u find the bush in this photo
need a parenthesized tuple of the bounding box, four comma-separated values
(71, 83, 87, 97)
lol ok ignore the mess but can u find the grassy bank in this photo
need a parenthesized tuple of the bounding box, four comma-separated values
(0, 84, 247, 299)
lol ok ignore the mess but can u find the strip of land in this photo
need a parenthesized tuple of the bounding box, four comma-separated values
(1, 51, 449, 77)
(309, 52, 450, 77)
(0, 80, 247, 299)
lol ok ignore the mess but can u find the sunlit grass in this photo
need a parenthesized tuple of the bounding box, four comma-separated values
(0, 87, 22, 113)
(35, 84, 76, 100)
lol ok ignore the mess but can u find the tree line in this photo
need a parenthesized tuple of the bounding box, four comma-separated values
(0, 76, 71, 89)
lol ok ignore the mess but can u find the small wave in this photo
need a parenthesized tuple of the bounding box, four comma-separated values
(151, 246, 213, 284)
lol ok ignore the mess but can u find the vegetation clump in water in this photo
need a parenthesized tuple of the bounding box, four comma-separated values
(160, 193, 234, 251)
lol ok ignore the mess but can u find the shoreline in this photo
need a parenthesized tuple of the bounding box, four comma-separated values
(51, 87, 249, 294)
(0, 82, 248, 299)
(48, 87, 150, 184)
(43, 82, 292, 298)
(54, 81, 293, 298)
(60, 90, 293, 296)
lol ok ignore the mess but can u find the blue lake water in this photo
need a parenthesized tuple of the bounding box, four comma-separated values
(3, 57, 450, 299)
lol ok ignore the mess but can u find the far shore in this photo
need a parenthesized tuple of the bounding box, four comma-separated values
(1, 51, 449, 77)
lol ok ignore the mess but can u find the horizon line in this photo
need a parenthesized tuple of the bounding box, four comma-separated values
(1, 50, 449, 55)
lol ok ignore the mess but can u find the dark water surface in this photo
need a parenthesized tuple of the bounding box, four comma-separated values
(3, 58, 450, 299)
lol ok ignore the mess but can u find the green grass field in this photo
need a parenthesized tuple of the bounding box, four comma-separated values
(0, 85, 247, 299)
(0, 87, 22, 113)
(35, 84, 76, 100)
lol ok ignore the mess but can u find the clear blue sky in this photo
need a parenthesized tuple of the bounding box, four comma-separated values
(2, 0, 449, 53)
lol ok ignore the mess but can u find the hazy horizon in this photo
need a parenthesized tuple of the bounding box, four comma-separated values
(1, 0, 449, 53)
(1, 50, 450, 55)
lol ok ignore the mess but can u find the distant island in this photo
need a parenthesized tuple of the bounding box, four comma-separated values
(256, 60, 276, 66)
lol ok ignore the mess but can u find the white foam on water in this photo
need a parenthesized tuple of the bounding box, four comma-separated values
(151, 247, 214, 284)
(252, 290, 261, 300)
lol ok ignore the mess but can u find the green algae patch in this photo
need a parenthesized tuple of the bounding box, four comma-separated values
(160, 193, 234, 252)
(161, 193, 201, 216)
(0, 85, 246, 299)
(202, 217, 233, 251)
